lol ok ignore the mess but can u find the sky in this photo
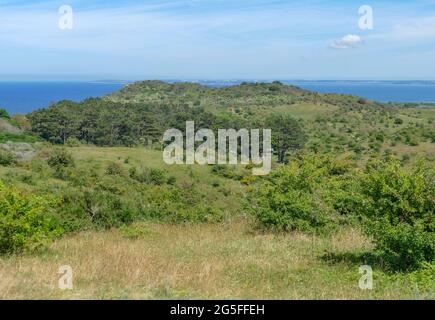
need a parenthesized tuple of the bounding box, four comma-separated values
(1, 0, 435, 80)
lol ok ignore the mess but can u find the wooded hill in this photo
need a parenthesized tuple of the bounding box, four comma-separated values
(26, 81, 434, 162)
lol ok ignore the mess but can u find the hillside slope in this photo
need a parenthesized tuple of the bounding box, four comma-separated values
(26, 81, 434, 162)
(0, 119, 21, 134)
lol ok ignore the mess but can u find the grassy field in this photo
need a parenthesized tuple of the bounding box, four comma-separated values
(1, 220, 432, 300)
(0, 145, 434, 300)
(1, 82, 434, 300)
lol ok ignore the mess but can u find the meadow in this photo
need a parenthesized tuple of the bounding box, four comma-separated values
(0, 81, 434, 299)
(1, 220, 431, 300)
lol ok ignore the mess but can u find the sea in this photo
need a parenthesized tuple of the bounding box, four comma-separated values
(1, 80, 435, 114)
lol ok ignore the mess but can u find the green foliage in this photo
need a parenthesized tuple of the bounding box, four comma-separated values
(394, 117, 404, 125)
(25, 81, 434, 169)
(130, 167, 168, 185)
(82, 190, 135, 229)
(26, 81, 386, 150)
(266, 113, 306, 163)
(140, 186, 223, 223)
(0, 108, 10, 119)
(248, 154, 434, 269)
(167, 175, 177, 185)
(0, 133, 41, 143)
(56, 188, 135, 231)
(3, 81, 435, 280)
(211, 165, 244, 180)
(105, 162, 124, 176)
(358, 160, 434, 269)
(0, 149, 16, 167)
(248, 155, 334, 233)
(47, 148, 75, 169)
(0, 182, 62, 254)
(65, 137, 81, 147)
(46, 148, 75, 179)
(119, 223, 151, 239)
(408, 262, 435, 292)
(27, 149, 226, 232)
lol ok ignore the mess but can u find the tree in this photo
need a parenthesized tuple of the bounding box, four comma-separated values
(0, 108, 10, 119)
(266, 113, 306, 163)
(27, 101, 80, 144)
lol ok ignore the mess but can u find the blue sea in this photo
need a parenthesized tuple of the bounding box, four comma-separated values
(1, 80, 435, 114)
(0, 81, 127, 114)
(287, 80, 435, 104)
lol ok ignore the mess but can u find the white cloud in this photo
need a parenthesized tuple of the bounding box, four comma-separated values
(329, 34, 362, 49)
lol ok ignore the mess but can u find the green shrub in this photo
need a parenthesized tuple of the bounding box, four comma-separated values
(58, 189, 135, 231)
(211, 165, 243, 180)
(139, 185, 224, 223)
(130, 167, 168, 185)
(0, 150, 16, 167)
(247, 156, 334, 233)
(83, 190, 135, 229)
(359, 160, 434, 269)
(65, 137, 81, 147)
(408, 262, 435, 293)
(119, 223, 151, 239)
(0, 182, 62, 254)
(394, 118, 404, 125)
(47, 148, 75, 169)
(47, 148, 75, 179)
(325, 176, 365, 217)
(406, 136, 419, 146)
(167, 175, 177, 185)
(105, 162, 124, 176)
(148, 169, 167, 185)
(0, 133, 41, 143)
(0, 108, 10, 119)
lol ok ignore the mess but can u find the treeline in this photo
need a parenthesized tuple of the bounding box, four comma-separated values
(27, 81, 387, 147)
(28, 98, 251, 146)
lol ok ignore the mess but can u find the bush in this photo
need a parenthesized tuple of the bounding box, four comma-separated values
(58, 189, 135, 231)
(130, 167, 168, 185)
(211, 165, 243, 180)
(138, 185, 224, 223)
(247, 156, 334, 233)
(65, 137, 81, 147)
(0, 150, 16, 166)
(119, 223, 151, 239)
(167, 175, 177, 185)
(359, 160, 434, 269)
(47, 148, 75, 179)
(0, 133, 41, 144)
(394, 118, 404, 125)
(47, 148, 75, 169)
(0, 182, 62, 254)
(0, 108, 10, 119)
(148, 169, 167, 185)
(325, 176, 365, 217)
(105, 162, 124, 176)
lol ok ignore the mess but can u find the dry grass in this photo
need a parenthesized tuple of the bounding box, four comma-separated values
(0, 221, 428, 300)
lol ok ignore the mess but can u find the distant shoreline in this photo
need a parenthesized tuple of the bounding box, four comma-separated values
(1, 80, 435, 114)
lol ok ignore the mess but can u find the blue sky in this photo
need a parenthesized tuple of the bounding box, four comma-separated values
(1, 0, 435, 80)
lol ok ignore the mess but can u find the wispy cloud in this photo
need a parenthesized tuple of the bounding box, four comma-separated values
(1, 0, 435, 79)
(329, 34, 362, 49)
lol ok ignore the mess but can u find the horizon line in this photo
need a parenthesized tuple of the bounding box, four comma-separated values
(2, 78, 435, 83)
